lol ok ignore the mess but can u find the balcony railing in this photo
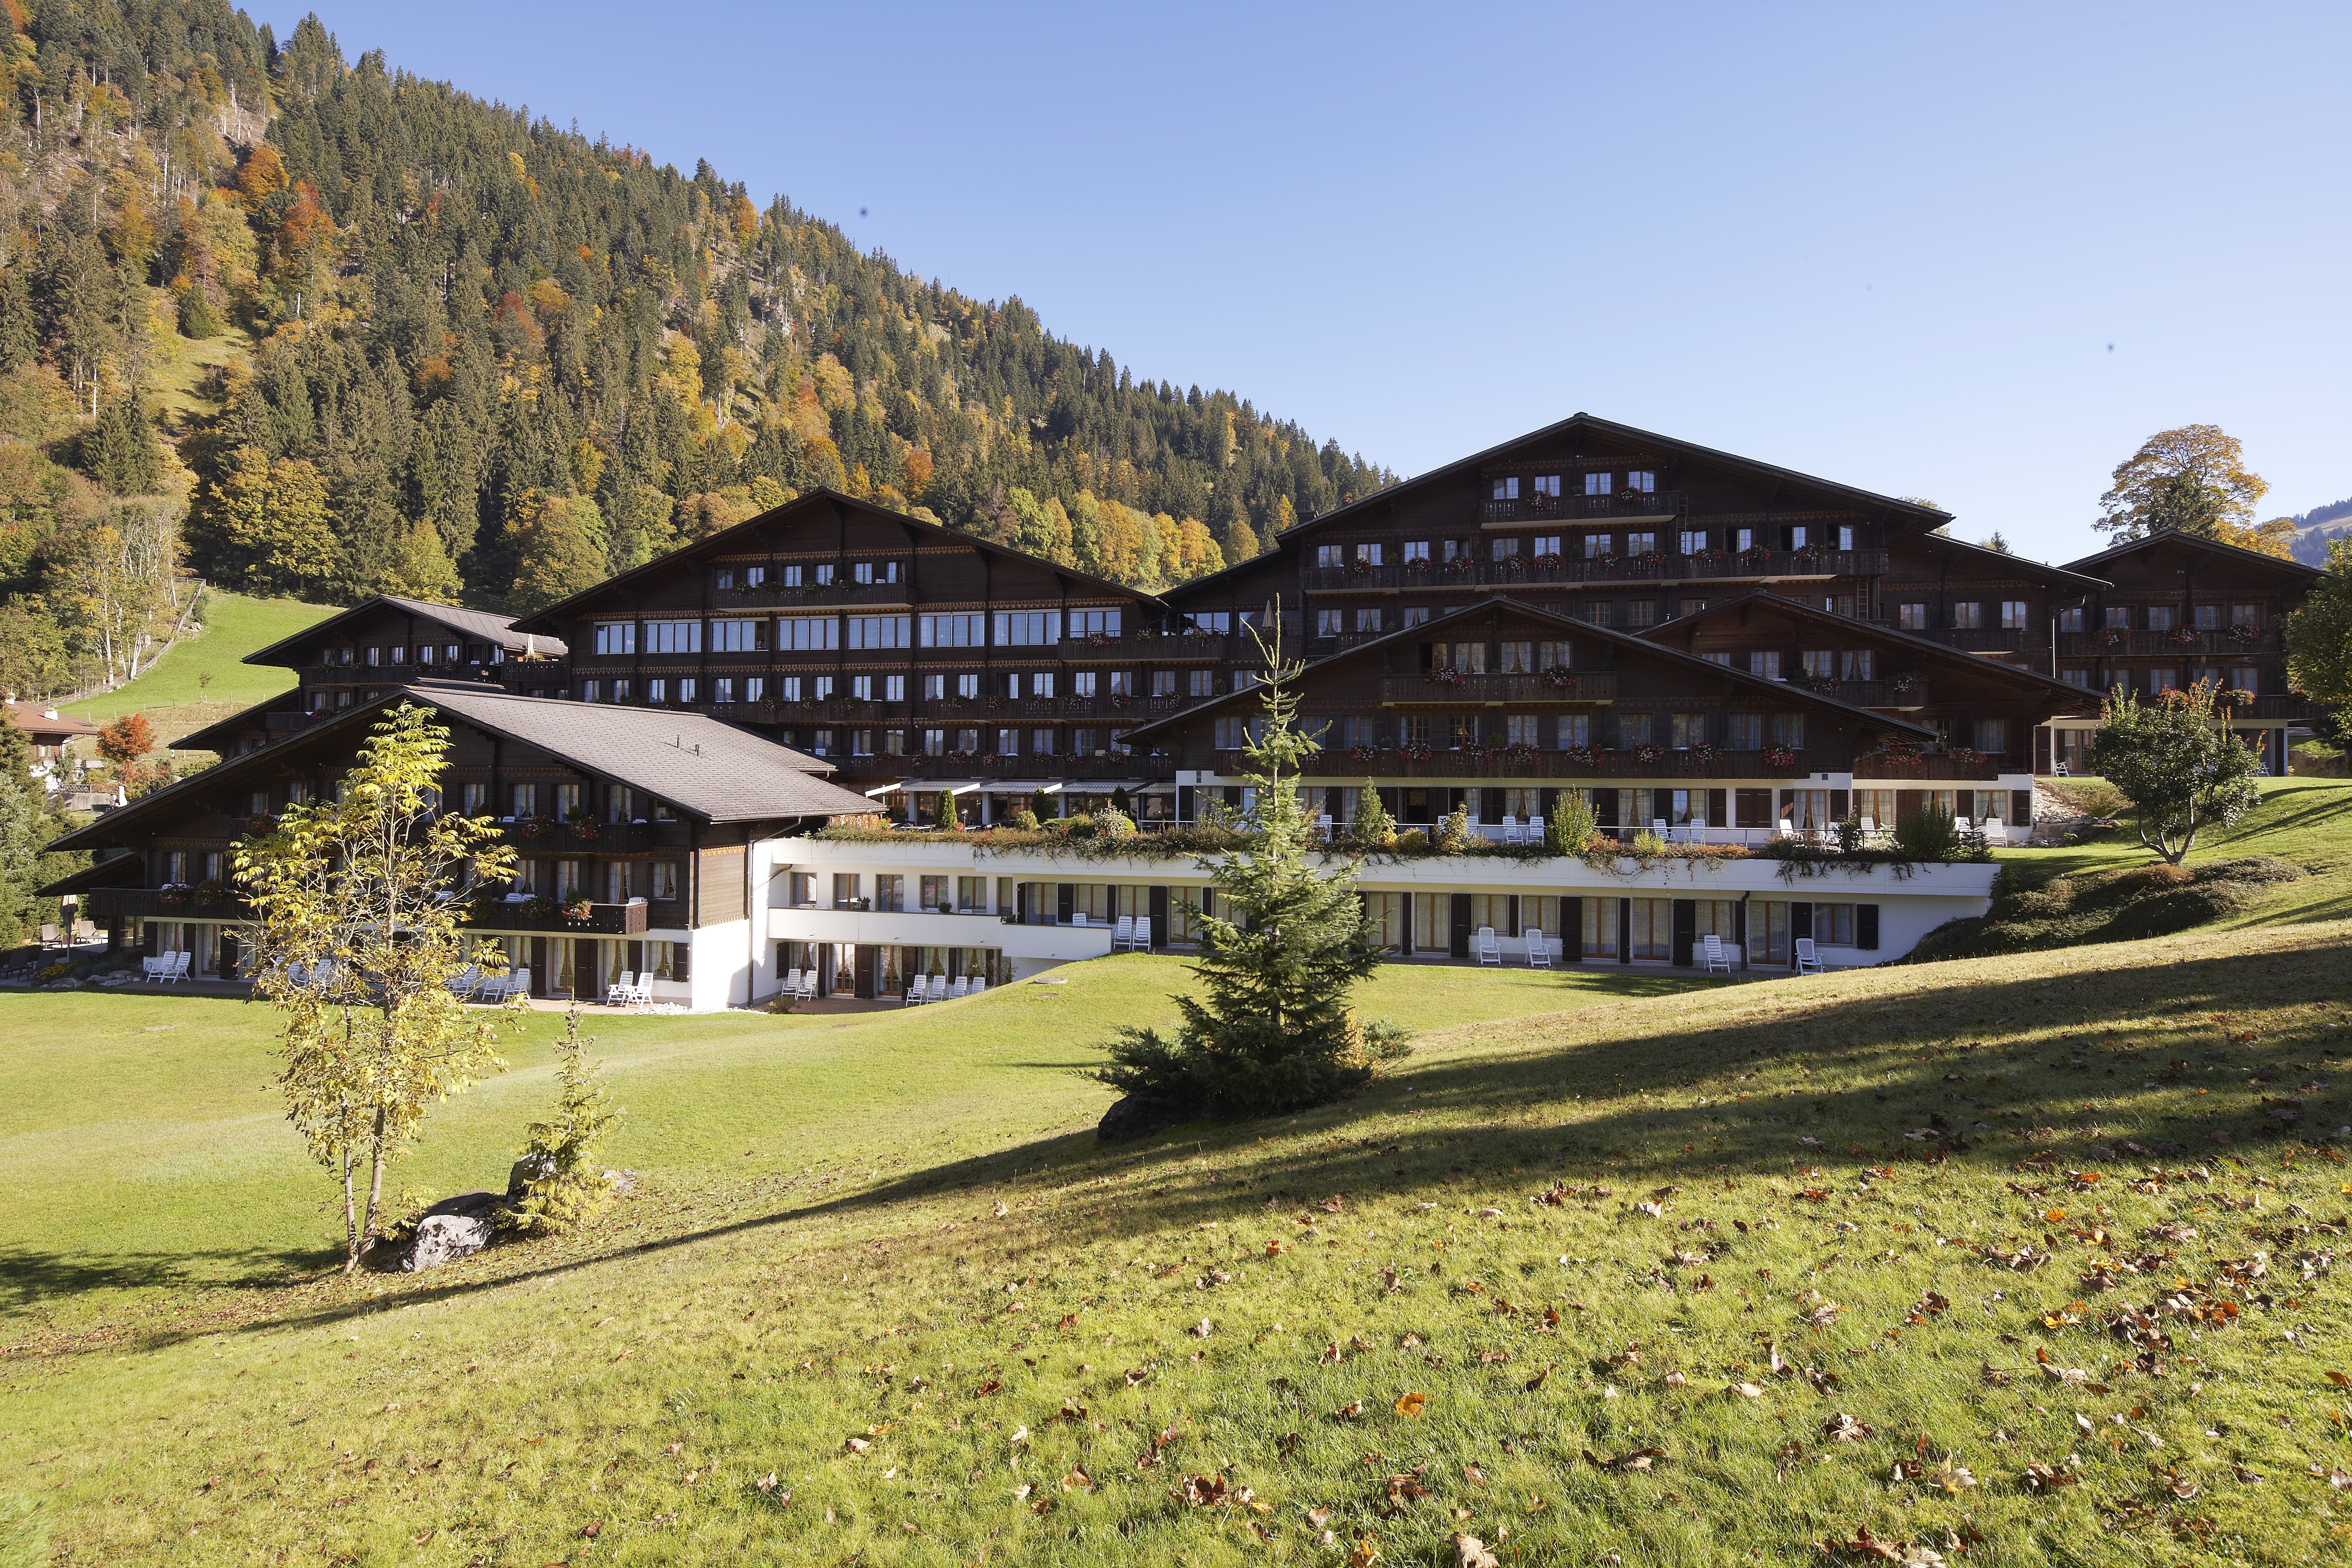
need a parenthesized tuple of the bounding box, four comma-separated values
(503, 658, 571, 688)
(1478, 490, 1688, 524)
(718, 570, 915, 608)
(265, 709, 335, 734)
(88, 887, 253, 922)
(1377, 672, 1617, 705)
(1873, 626, 2028, 654)
(466, 898, 653, 935)
(1851, 751, 2005, 780)
(1215, 747, 1829, 780)
(1786, 678, 1929, 709)
(2056, 629, 2277, 658)
(495, 819, 660, 854)
(1304, 549, 1885, 595)
(833, 752, 1166, 781)
(2228, 694, 2321, 722)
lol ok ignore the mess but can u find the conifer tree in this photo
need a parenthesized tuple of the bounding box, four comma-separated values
(1091, 608, 1382, 1117)
(505, 1005, 624, 1235)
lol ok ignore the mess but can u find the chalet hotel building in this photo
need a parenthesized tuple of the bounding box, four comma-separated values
(46, 415, 2324, 1004)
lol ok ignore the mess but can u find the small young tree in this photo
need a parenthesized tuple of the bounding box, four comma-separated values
(96, 712, 154, 772)
(2089, 684, 2262, 865)
(1092, 610, 1382, 1118)
(1348, 778, 1395, 852)
(932, 787, 960, 831)
(233, 703, 519, 1272)
(1029, 786, 1055, 821)
(1547, 788, 1596, 855)
(506, 1004, 624, 1234)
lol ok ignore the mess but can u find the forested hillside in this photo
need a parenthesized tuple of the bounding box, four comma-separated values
(0, 3, 1391, 698)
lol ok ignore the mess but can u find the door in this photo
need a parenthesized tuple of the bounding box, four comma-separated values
(1671, 899, 1696, 967)
(1790, 902, 1813, 958)
(1149, 886, 1169, 950)
(1057, 883, 1075, 923)
(853, 944, 877, 1000)
(1449, 892, 1472, 959)
(1617, 898, 1632, 964)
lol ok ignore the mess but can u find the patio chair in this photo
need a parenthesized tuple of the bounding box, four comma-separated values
(1111, 915, 1135, 950)
(1702, 934, 1732, 974)
(445, 964, 479, 996)
(1524, 926, 1551, 968)
(1858, 816, 1878, 845)
(1794, 938, 1823, 975)
(38, 923, 59, 949)
(1476, 925, 1500, 965)
(2052, 760, 2070, 778)
(141, 956, 164, 981)
(501, 967, 531, 1000)
(164, 950, 192, 983)
(1497, 815, 1518, 846)
(968, 976, 988, 996)
(1317, 813, 1334, 842)
(1651, 818, 1669, 839)
(72, 919, 97, 945)
(605, 970, 637, 1007)
(1070, 911, 1087, 927)
(796, 969, 817, 1002)
(783, 967, 803, 1000)
(949, 975, 970, 999)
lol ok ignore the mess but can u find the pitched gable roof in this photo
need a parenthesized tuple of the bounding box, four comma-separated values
(508, 488, 1169, 632)
(1117, 596, 1938, 745)
(2061, 529, 2326, 581)
(45, 681, 873, 854)
(244, 596, 566, 667)
(1901, 531, 2111, 592)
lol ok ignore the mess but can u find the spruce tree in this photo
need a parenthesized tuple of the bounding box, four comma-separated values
(1091, 610, 1382, 1118)
(505, 1005, 624, 1235)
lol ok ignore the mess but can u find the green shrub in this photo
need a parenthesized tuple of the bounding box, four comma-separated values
(1009, 809, 1041, 831)
(1393, 828, 1429, 853)
(1435, 807, 1470, 854)
(1908, 855, 2303, 962)
(1547, 789, 1596, 855)
(1892, 808, 1960, 860)
(503, 1006, 624, 1236)
(1349, 778, 1396, 852)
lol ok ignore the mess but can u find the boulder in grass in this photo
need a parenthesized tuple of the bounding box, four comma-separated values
(396, 1190, 502, 1273)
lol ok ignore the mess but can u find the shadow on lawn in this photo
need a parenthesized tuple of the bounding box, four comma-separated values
(59, 926, 2350, 1351)
(1, 1242, 330, 1315)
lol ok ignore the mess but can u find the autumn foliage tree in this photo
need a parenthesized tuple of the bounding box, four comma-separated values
(95, 711, 154, 772)
(2095, 425, 2295, 558)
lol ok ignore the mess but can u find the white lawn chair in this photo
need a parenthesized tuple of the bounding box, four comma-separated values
(2052, 760, 2070, 778)
(1498, 815, 1518, 846)
(1858, 816, 1878, 846)
(797, 969, 817, 1002)
(783, 967, 802, 1000)
(503, 967, 531, 1000)
(1476, 925, 1500, 965)
(605, 970, 636, 1007)
(1794, 938, 1823, 975)
(1111, 915, 1134, 950)
(1651, 818, 1668, 839)
(445, 964, 479, 996)
(949, 975, 970, 1000)
(968, 976, 988, 996)
(142, 956, 164, 982)
(1317, 813, 1334, 842)
(1070, 911, 1088, 927)
(165, 950, 192, 983)
(1525, 927, 1550, 968)
(1702, 934, 1732, 973)
(904, 975, 930, 1005)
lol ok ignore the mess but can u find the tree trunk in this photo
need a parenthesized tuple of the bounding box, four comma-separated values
(351, 1105, 389, 1275)
(340, 1145, 358, 1271)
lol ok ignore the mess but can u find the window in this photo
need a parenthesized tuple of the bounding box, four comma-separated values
(1678, 530, 1706, 555)
(1316, 608, 1345, 638)
(1802, 649, 1834, 679)
(1727, 713, 1765, 750)
(1626, 470, 1655, 493)
(1032, 671, 1055, 699)
(1493, 640, 1530, 675)
(1355, 607, 1383, 634)
(1403, 540, 1429, 563)
(714, 677, 735, 703)
(1342, 715, 1380, 748)
(510, 783, 537, 818)
(814, 564, 836, 585)
(387, 644, 406, 664)
(1186, 611, 1231, 634)
(852, 560, 901, 585)
(1070, 609, 1122, 638)
(609, 678, 630, 702)
(1214, 717, 1252, 750)
(883, 727, 908, 755)
(581, 679, 602, 702)
(1030, 728, 1056, 755)
(1490, 537, 1519, 563)
(1442, 539, 1466, 563)
(2193, 604, 2220, 630)
(1896, 602, 1928, 631)
(1317, 544, 1343, 569)
(1623, 600, 1657, 628)
(1401, 606, 1429, 629)
(1618, 712, 1653, 745)
(1670, 712, 1706, 747)
(1949, 602, 1982, 629)
(1533, 534, 1561, 558)
(1839, 649, 1875, 680)
(1769, 713, 1805, 747)
(994, 611, 1060, 646)
(954, 673, 979, 700)
(811, 728, 835, 756)
(1072, 670, 1098, 698)
(1531, 474, 1561, 498)
(848, 615, 911, 649)
(1584, 533, 1613, 559)
(645, 619, 701, 653)
(1492, 476, 1519, 500)
(1999, 600, 2030, 630)
(1975, 718, 2008, 754)
(710, 618, 766, 653)
(677, 678, 697, 703)
(780, 564, 804, 588)
(1506, 714, 1543, 745)
(1788, 526, 1810, 550)
(367, 646, 381, 666)
(1356, 542, 1383, 565)
(995, 727, 1019, 755)
(1189, 670, 1215, 697)
(777, 616, 840, 651)
(1106, 670, 1132, 695)
(919, 613, 985, 647)
(812, 675, 835, 701)
(1449, 641, 1488, 674)
(1582, 600, 1613, 627)
(2230, 666, 2260, 694)
(2057, 606, 2085, 632)
(2231, 603, 2260, 628)
(923, 728, 946, 756)
(2146, 605, 2175, 631)
(1749, 651, 1782, 680)
(2060, 668, 2091, 688)
(1398, 714, 1431, 747)
(1583, 473, 1610, 496)
(851, 729, 874, 756)
(1152, 670, 1177, 697)
(1836, 526, 1855, 550)
(2105, 605, 2132, 629)
(852, 674, 875, 702)
(416, 642, 437, 667)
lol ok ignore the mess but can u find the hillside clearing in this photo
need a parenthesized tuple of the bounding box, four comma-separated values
(61, 589, 341, 747)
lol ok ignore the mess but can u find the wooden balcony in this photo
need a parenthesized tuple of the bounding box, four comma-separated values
(87, 886, 252, 922)
(467, 899, 653, 935)
(1788, 678, 1928, 710)
(2228, 694, 2322, 722)
(494, 819, 662, 854)
(1305, 549, 1886, 595)
(1478, 490, 1688, 524)
(2057, 628, 2278, 658)
(1851, 751, 2005, 780)
(1876, 626, 2030, 654)
(832, 752, 1166, 782)
(1220, 747, 1826, 780)
(1378, 672, 1617, 705)
(726, 570, 915, 608)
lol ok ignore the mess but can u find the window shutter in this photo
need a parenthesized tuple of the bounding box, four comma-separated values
(1708, 788, 1727, 827)
(1856, 904, 1880, 950)
(672, 942, 691, 982)
(2011, 789, 2033, 826)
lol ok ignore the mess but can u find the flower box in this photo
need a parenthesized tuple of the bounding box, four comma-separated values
(1762, 744, 1800, 767)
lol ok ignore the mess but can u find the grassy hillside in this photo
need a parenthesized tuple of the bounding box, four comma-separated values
(2, 783, 2348, 1566)
(60, 588, 341, 747)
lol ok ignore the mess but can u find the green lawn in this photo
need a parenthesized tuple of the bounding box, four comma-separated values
(63, 588, 341, 747)
(4, 789, 2351, 1565)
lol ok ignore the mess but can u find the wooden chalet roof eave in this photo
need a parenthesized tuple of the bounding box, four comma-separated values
(507, 487, 1173, 635)
(175, 688, 314, 756)
(40, 690, 735, 858)
(2060, 528, 2328, 583)
(1640, 590, 2105, 707)
(35, 849, 145, 899)
(240, 596, 547, 670)
(1255, 410, 1955, 552)
(1897, 532, 2112, 593)
(1116, 596, 1938, 746)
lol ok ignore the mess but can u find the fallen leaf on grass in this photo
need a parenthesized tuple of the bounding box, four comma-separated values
(2020, 1460, 2078, 1492)
(580, 1521, 602, 1539)
(1583, 1447, 1666, 1472)
(1822, 1413, 1873, 1442)
(1452, 1532, 1502, 1568)
(1395, 1392, 1428, 1417)
(1728, 1382, 1765, 1399)
(1333, 1400, 1365, 1421)
(843, 1437, 871, 1454)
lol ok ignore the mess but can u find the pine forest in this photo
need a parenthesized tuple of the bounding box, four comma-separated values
(0, 3, 1393, 700)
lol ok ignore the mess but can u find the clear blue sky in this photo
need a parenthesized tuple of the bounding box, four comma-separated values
(284, 2, 2350, 563)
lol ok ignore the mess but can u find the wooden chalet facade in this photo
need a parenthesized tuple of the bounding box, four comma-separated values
(44, 683, 872, 1009)
(2042, 531, 2327, 774)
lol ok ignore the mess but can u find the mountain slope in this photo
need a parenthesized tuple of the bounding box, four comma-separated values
(0, 3, 1392, 639)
